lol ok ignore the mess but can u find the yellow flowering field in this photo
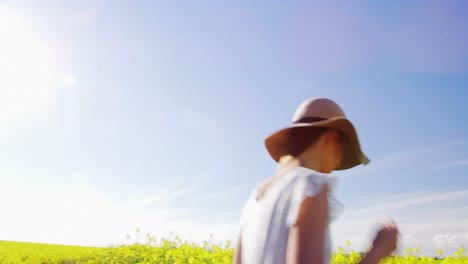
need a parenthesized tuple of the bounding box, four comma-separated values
(0, 240, 103, 263)
(0, 236, 467, 263)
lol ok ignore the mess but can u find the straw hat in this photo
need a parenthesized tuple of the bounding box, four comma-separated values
(265, 98, 370, 170)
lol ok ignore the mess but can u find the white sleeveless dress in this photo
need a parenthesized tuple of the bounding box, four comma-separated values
(238, 166, 343, 264)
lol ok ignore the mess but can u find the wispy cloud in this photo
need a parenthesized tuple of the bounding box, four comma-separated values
(341, 141, 463, 178)
(346, 189, 468, 217)
(433, 232, 467, 244)
(127, 184, 196, 208)
(427, 158, 468, 171)
(332, 189, 468, 256)
(360, 191, 432, 205)
(0, 174, 236, 246)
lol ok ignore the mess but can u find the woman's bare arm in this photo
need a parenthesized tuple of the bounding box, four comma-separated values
(285, 183, 397, 264)
(286, 184, 329, 264)
(233, 235, 242, 264)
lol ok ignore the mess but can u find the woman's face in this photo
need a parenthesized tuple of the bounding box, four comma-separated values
(327, 130, 346, 169)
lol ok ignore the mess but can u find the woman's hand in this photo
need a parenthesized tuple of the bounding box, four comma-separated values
(359, 221, 399, 264)
(370, 222, 399, 259)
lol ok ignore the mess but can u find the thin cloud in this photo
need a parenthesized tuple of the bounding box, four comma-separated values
(0, 174, 235, 246)
(433, 232, 466, 244)
(346, 189, 468, 217)
(427, 158, 468, 171)
(360, 191, 432, 205)
(129, 185, 196, 208)
(341, 141, 461, 177)
(332, 190, 468, 256)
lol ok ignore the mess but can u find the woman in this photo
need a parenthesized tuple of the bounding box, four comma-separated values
(234, 98, 398, 264)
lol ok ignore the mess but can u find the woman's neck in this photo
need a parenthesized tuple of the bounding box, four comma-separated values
(278, 153, 332, 174)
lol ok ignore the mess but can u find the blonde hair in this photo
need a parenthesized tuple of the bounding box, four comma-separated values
(278, 155, 296, 166)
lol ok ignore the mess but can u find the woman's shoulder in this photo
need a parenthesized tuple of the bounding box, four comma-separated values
(296, 167, 336, 189)
(291, 167, 343, 222)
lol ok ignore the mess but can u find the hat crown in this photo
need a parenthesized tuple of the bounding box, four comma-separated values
(292, 98, 346, 122)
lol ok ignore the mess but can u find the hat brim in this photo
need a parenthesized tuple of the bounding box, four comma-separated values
(264, 117, 369, 170)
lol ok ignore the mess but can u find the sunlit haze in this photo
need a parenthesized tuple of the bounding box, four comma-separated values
(0, 1, 467, 257)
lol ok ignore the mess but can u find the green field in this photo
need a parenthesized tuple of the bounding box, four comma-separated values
(0, 238, 466, 263)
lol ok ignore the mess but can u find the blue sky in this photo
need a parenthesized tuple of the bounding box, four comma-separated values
(0, 0, 467, 256)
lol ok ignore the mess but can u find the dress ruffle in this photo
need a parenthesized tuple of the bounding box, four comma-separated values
(286, 172, 343, 226)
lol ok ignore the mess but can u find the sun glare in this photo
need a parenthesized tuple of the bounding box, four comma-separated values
(0, 8, 63, 123)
